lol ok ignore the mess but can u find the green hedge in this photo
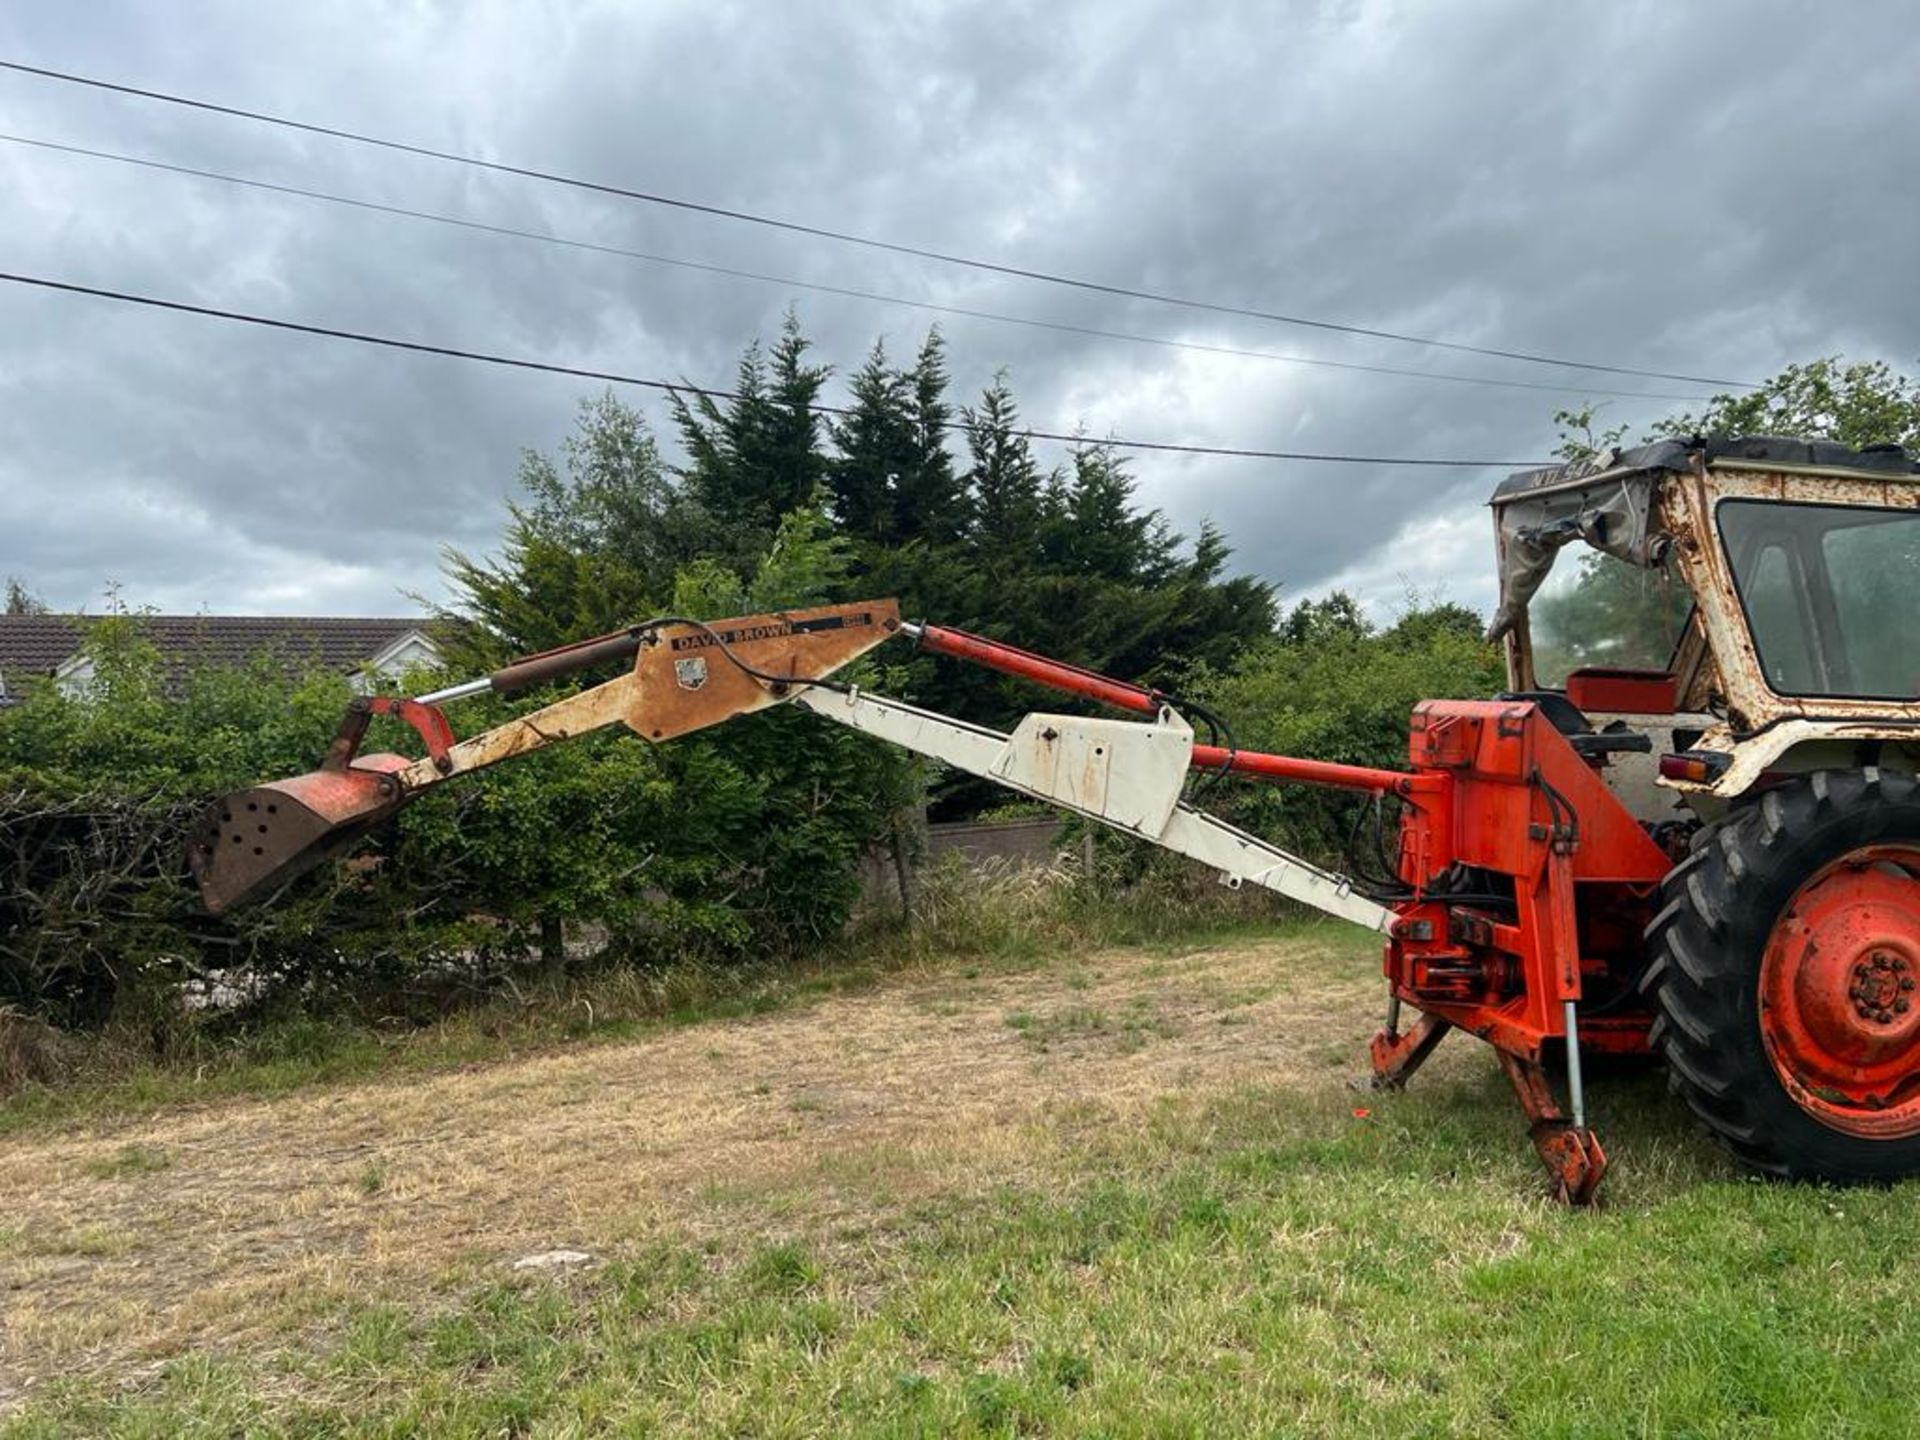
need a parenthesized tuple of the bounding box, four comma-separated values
(0, 616, 908, 1031)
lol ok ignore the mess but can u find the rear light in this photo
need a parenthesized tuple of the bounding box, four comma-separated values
(1659, 750, 1731, 784)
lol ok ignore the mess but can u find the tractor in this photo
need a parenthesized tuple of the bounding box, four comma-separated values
(193, 435, 1920, 1202)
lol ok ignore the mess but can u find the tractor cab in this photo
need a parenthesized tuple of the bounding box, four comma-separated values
(1487, 436, 1920, 813)
(1480, 437, 1920, 1179)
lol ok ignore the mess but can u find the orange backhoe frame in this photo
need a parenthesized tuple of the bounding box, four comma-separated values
(906, 623, 1673, 1202)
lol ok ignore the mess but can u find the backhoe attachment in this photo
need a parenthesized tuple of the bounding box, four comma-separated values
(192, 595, 1625, 1202)
(190, 596, 1387, 927)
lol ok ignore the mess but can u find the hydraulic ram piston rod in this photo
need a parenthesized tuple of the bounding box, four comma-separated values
(905, 621, 1419, 795)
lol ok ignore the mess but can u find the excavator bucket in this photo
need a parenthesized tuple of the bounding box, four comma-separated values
(189, 754, 412, 915)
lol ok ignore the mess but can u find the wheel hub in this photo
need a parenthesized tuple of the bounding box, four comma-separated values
(1849, 951, 1916, 1025)
(1760, 846, 1920, 1139)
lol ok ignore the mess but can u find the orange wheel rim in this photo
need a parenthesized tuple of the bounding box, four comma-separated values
(1759, 844, 1920, 1139)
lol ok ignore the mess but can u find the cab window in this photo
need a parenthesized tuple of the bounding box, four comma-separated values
(1719, 499, 1920, 700)
(1528, 549, 1691, 689)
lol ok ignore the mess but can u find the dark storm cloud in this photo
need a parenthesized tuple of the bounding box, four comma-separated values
(2, 0, 1916, 618)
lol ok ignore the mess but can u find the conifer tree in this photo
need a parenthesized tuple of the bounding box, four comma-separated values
(895, 331, 968, 545)
(964, 374, 1044, 564)
(672, 313, 829, 568)
(827, 339, 912, 544)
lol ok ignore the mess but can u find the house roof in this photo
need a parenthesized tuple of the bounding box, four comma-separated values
(0, 614, 86, 682)
(0, 614, 449, 704)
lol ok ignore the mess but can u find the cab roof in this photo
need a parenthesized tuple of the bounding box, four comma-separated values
(1490, 435, 1920, 507)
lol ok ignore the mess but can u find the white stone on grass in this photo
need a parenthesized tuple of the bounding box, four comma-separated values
(512, 1249, 596, 1272)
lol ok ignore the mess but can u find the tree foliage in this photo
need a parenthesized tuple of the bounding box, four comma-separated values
(1653, 357, 1920, 450)
(439, 391, 705, 661)
(4, 576, 47, 615)
(1193, 597, 1505, 863)
(439, 388, 918, 965)
(670, 315, 831, 570)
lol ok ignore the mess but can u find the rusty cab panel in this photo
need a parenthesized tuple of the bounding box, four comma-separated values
(1495, 438, 1920, 808)
(1658, 453, 1920, 777)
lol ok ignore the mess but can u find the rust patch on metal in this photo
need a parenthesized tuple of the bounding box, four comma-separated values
(1666, 461, 1920, 732)
(628, 600, 901, 743)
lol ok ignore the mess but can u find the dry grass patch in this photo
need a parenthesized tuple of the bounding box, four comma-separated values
(0, 923, 1387, 1400)
(8, 920, 1915, 1436)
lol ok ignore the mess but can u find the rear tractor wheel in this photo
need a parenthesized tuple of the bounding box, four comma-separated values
(1644, 769, 1920, 1180)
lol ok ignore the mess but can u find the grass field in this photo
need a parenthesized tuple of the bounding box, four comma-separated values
(3, 921, 1916, 1437)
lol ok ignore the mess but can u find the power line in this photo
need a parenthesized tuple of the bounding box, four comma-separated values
(0, 131, 1713, 405)
(0, 270, 1542, 467)
(0, 58, 1758, 392)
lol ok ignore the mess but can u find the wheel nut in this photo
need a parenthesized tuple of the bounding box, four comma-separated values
(1900, 999, 1912, 1015)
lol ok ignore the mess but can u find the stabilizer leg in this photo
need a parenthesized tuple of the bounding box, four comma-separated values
(1368, 1011, 1451, 1090)
(1497, 1051, 1608, 1206)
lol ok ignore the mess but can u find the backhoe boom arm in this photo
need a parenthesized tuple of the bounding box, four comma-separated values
(792, 685, 1392, 931)
(191, 598, 1389, 932)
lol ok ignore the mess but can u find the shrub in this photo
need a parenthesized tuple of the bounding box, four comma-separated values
(1188, 596, 1505, 867)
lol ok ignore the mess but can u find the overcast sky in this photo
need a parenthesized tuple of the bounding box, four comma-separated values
(2, 1, 1916, 624)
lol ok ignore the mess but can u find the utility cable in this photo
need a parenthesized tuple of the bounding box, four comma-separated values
(0, 269, 1547, 467)
(0, 131, 1712, 404)
(0, 58, 1759, 390)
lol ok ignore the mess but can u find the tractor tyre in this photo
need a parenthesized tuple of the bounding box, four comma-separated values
(1643, 768, 1920, 1181)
